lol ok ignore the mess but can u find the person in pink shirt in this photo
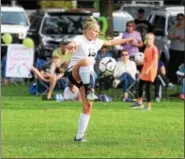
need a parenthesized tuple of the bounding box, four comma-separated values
(122, 21, 143, 60)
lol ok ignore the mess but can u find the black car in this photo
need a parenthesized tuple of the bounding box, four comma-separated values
(27, 9, 92, 60)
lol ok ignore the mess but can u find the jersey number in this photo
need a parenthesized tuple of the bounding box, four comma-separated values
(88, 49, 96, 57)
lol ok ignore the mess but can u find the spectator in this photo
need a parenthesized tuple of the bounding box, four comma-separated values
(95, 46, 113, 75)
(122, 21, 143, 60)
(31, 62, 68, 96)
(132, 33, 159, 111)
(1, 56, 9, 86)
(134, 8, 153, 52)
(176, 64, 185, 100)
(154, 60, 175, 102)
(179, 79, 185, 100)
(63, 82, 81, 101)
(113, 50, 137, 101)
(47, 39, 72, 99)
(167, 13, 184, 83)
(96, 46, 113, 61)
(94, 46, 114, 90)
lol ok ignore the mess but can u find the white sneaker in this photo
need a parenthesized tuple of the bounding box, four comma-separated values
(155, 97, 161, 102)
(86, 91, 98, 101)
(142, 107, 152, 112)
(167, 83, 175, 89)
(131, 102, 144, 109)
(74, 137, 87, 142)
(112, 79, 120, 88)
(176, 71, 184, 77)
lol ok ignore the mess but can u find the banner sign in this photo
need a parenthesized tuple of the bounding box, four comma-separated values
(6, 44, 34, 78)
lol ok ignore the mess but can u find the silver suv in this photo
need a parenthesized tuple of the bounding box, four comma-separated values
(147, 6, 184, 65)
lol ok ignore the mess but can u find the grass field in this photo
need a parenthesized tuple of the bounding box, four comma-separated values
(1, 84, 184, 158)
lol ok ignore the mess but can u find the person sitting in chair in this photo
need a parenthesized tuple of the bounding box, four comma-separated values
(154, 60, 175, 102)
(47, 39, 72, 99)
(94, 46, 114, 90)
(113, 50, 137, 102)
(31, 62, 68, 87)
(176, 63, 185, 100)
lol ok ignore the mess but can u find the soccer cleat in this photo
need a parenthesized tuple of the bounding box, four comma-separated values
(112, 79, 120, 88)
(74, 137, 87, 142)
(142, 107, 152, 112)
(131, 102, 144, 109)
(167, 83, 175, 89)
(123, 97, 133, 102)
(176, 71, 184, 77)
(86, 91, 98, 101)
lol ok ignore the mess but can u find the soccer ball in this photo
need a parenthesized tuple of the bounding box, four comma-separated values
(134, 52, 144, 66)
(99, 57, 117, 76)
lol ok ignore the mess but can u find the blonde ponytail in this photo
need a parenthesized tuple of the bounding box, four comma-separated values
(83, 16, 98, 31)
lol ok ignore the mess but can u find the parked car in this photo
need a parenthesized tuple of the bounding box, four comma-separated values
(27, 9, 92, 60)
(147, 6, 184, 65)
(1, 5, 30, 59)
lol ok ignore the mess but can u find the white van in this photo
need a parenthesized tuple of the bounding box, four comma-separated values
(1, 6, 30, 57)
(93, 10, 134, 34)
(147, 6, 184, 64)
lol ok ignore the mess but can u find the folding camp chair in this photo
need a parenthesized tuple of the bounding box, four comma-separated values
(176, 64, 184, 90)
(126, 70, 140, 98)
(127, 76, 139, 98)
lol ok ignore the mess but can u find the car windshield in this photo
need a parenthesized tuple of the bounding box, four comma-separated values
(123, 6, 157, 19)
(41, 15, 89, 35)
(1, 11, 29, 26)
(168, 16, 177, 29)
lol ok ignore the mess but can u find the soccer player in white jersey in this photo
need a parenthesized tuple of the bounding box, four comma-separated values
(65, 17, 132, 142)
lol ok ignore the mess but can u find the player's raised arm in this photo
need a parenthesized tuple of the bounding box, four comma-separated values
(103, 37, 132, 47)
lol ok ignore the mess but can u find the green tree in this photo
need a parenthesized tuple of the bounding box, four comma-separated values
(99, 0, 113, 37)
(39, 0, 73, 9)
(93, 0, 99, 11)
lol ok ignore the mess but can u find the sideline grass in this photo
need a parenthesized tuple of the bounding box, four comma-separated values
(2, 84, 184, 158)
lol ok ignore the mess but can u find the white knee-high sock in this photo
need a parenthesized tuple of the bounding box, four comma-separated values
(76, 113, 90, 139)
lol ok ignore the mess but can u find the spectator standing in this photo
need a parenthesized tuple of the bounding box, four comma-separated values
(134, 8, 153, 52)
(167, 13, 185, 83)
(122, 21, 143, 60)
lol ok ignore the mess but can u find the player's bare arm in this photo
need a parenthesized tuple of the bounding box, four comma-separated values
(103, 38, 132, 46)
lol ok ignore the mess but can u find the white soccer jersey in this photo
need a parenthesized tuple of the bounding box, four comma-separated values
(68, 35, 104, 71)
